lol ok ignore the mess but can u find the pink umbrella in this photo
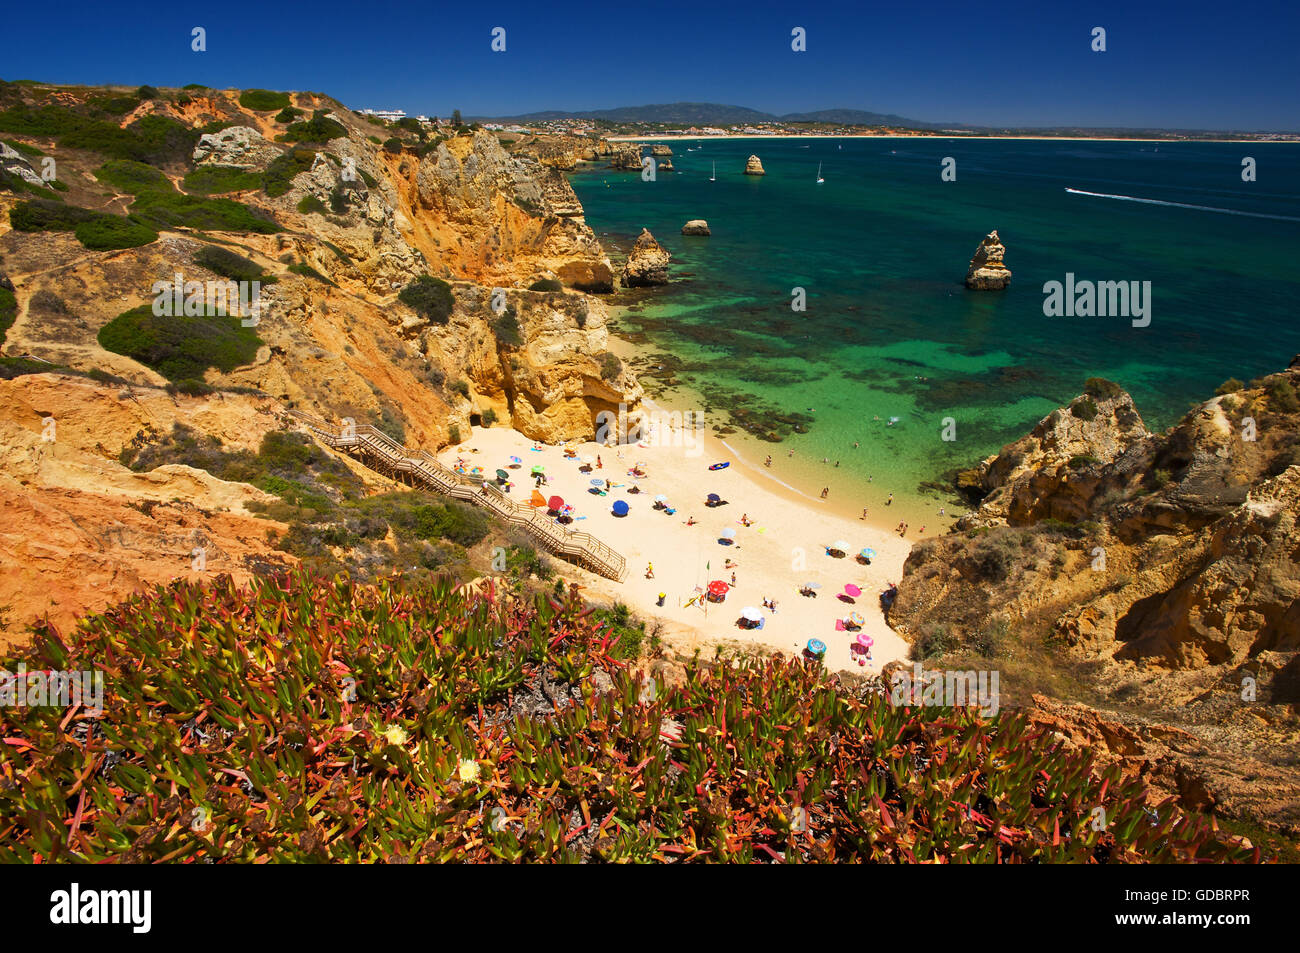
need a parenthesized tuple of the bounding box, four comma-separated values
(856, 633, 874, 648)
(844, 583, 862, 597)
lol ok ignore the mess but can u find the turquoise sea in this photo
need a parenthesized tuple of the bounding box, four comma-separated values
(569, 138, 1300, 521)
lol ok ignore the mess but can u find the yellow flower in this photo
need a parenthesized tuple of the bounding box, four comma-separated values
(383, 725, 408, 747)
(458, 759, 481, 782)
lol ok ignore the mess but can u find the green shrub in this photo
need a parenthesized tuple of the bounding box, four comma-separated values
(182, 164, 262, 195)
(359, 168, 378, 189)
(73, 216, 158, 250)
(283, 111, 346, 144)
(192, 244, 266, 282)
(1215, 378, 1245, 396)
(1067, 454, 1101, 470)
(450, 379, 470, 399)
(1266, 378, 1300, 413)
(598, 352, 621, 381)
(239, 89, 291, 112)
(1083, 377, 1123, 400)
(97, 304, 263, 381)
(273, 107, 304, 123)
(262, 147, 316, 197)
(166, 379, 215, 397)
(481, 408, 498, 427)
(2, 139, 44, 157)
(528, 278, 563, 292)
(8, 199, 99, 232)
(448, 423, 462, 444)
(62, 114, 198, 165)
(136, 85, 159, 100)
(382, 137, 403, 154)
(1069, 397, 1099, 421)
(491, 309, 522, 346)
(130, 191, 280, 233)
(399, 275, 454, 324)
(329, 184, 348, 213)
(0, 287, 16, 343)
(95, 159, 172, 194)
(87, 94, 140, 116)
(297, 194, 327, 214)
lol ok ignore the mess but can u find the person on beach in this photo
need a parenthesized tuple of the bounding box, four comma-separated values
(597, 455, 602, 469)
(730, 571, 736, 586)
(886, 492, 893, 505)
(645, 563, 655, 579)
(685, 515, 696, 526)
(765, 455, 772, 467)
(820, 487, 829, 499)
(918, 525, 925, 535)
(861, 507, 868, 520)
(853, 441, 859, 449)
(788, 449, 794, 458)
(834, 461, 840, 468)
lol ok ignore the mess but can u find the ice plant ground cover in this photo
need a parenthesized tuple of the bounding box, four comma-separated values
(0, 570, 1257, 862)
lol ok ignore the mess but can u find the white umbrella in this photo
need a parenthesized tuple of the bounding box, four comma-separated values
(833, 540, 850, 551)
(802, 581, 822, 590)
(720, 528, 737, 539)
(654, 494, 668, 502)
(741, 606, 762, 622)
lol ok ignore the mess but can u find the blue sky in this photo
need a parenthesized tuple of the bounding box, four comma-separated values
(5, 0, 1298, 129)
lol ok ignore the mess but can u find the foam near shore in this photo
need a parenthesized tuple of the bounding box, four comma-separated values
(439, 408, 913, 676)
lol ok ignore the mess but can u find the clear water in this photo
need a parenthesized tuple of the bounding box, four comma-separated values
(570, 137, 1300, 518)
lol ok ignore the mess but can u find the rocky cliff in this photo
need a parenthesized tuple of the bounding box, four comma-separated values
(0, 82, 643, 631)
(890, 365, 1300, 836)
(744, 155, 765, 175)
(965, 229, 1011, 290)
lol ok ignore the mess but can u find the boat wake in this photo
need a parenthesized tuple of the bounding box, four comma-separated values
(1065, 188, 1300, 222)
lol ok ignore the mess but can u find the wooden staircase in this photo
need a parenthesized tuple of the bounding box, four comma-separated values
(287, 411, 628, 582)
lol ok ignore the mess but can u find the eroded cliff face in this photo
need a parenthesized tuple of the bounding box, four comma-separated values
(897, 368, 1300, 671)
(0, 84, 643, 631)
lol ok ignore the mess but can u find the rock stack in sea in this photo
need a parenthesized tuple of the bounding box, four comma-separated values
(621, 228, 671, 286)
(965, 230, 1012, 290)
(744, 155, 765, 176)
(681, 219, 711, 236)
(651, 144, 673, 157)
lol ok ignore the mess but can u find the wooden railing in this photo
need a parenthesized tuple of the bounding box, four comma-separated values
(287, 410, 627, 581)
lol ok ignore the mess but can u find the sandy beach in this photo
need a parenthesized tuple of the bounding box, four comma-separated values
(440, 402, 913, 676)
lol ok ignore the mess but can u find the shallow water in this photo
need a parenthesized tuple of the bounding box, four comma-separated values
(571, 137, 1300, 514)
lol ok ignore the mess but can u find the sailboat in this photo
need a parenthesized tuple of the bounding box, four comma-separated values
(816, 162, 824, 184)
(709, 161, 716, 182)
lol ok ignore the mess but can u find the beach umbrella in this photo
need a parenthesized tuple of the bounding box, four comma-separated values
(654, 494, 668, 503)
(849, 611, 865, 626)
(591, 478, 606, 486)
(741, 606, 762, 622)
(510, 456, 522, 464)
(802, 581, 822, 590)
(495, 469, 509, 480)
(859, 547, 877, 559)
(707, 580, 730, 596)
(856, 633, 874, 648)
(531, 465, 545, 475)
(612, 500, 630, 517)
(806, 639, 827, 657)
(844, 583, 862, 597)
(529, 489, 547, 507)
(547, 495, 564, 511)
(581, 455, 595, 465)
(833, 540, 850, 552)
(707, 493, 721, 502)
(561, 504, 575, 515)
(720, 528, 736, 539)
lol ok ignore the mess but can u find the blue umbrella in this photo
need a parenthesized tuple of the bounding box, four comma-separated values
(707, 493, 721, 502)
(860, 548, 877, 559)
(611, 500, 630, 517)
(590, 478, 605, 486)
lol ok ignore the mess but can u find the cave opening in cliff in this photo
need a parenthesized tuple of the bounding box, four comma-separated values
(470, 413, 483, 427)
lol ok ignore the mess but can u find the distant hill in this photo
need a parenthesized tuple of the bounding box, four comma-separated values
(476, 102, 939, 128)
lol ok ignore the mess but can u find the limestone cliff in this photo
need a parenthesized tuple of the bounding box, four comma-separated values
(744, 155, 765, 176)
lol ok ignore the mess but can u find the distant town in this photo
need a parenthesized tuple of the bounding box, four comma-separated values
(353, 107, 1299, 142)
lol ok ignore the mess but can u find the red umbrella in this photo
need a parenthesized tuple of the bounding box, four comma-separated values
(547, 495, 565, 511)
(707, 580, 730, 596)
(844, 584, 862, 597)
